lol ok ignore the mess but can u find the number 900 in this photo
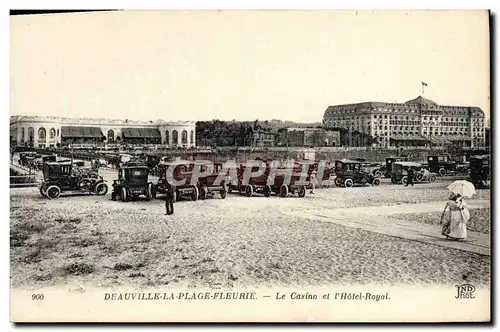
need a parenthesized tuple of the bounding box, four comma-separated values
(32, 294, 44, 300)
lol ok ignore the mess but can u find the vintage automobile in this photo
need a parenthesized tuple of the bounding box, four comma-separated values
(154, 162, 199, 202)
(427, 155, 457, 176)
(333, 159, 381, 188)
(230, 162, 274, 197)
(111, 165, 154, 202)
(198, 162, 228, 200)
(359, 161, 384, 178)
(391, 161, 436, 185)
(269, 160, 311, 198)
(39, 161, 108, 199)
(467, 154, 490, 189)
(383, 156, 410, 178)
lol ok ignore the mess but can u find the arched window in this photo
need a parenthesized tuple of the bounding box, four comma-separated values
(172, 130, 178, 145)
(49, 128, 56, 139)
(181, 130, 188, 144)
(28, 127, 34, 142)
(39, 128, 46, 142)
(165, 131, 170, 145)
(190, 130, 194, 144)
(107, 129, 114, 142)
(21, 127, 25, 142)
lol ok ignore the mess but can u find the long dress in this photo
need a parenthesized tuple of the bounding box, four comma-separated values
(442, 198, 469, 240)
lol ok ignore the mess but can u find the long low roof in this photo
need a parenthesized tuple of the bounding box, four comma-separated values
(121, 128, 161, 138)
(390, 135, 428, 141)
(61, 126, 103, 138)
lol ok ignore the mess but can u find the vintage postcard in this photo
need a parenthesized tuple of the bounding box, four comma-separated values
(9, 10, 491, 322)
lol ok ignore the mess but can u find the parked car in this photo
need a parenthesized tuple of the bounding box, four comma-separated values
(391, 161, 436, 185)
(154, 162, 199, 202)
(198, 162, 228, 200)
(467, 154, 490, 189)
(384, 156, 410, 178)
(111, 165, 154, 202)
(427, 155, 457, 176)
(230, 162, 274, 197)
(334, 159, 380, 188)
(40, 161, 108, 199)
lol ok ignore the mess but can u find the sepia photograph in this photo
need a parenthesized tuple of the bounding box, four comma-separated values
(8, 9, 491, 322)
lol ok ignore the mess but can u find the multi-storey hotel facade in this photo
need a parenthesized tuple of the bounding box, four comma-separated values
(323, 96, 486, 148)
(10, 115, 197, 148)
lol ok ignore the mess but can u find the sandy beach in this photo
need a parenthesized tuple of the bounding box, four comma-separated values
(10, 179, 490, 290)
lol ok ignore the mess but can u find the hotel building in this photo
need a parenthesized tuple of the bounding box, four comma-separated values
(323, 96, 486, 148)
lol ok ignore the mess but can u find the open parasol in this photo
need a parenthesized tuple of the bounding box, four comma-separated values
(447, 180, 476, 198)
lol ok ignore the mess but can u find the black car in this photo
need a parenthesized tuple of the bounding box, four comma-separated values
(427, 155, 457, 176)
(467, 155, 490, 189)
(111, 165, 154, 202)
(333, 159, 381, 188)
(40, 161, 108, 199)
(383, 156, 410, 178)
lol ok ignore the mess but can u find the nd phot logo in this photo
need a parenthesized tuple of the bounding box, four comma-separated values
(455, 284, 476, 299)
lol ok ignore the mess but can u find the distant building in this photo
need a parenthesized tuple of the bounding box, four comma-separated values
(283, 127, 340, 147)
(248, 130, 279, 147)
(323, 96, 486, 148)
(10, 115, 196, 148)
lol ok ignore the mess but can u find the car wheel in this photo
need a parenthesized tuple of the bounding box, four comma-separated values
(200, 185, 208, 200)
(429, 175, 436, 183)
(391, 177, 396, 184)
(401, 176, 408, 186)
(46, 185, 61, 199)
(191, 185, 199, 201)
(298, 185, 306, 198)
(344, 178, 354, 188)
(372, 178, 381, 187)
(415, 172, 424, 182)
(279, 184, 289, 198)
(79, 179, 93, 191)
(220, 184, 227, 199)
(121, 187, 128, 202)
(374, 170, 382, 178)
(263, 185, 271, 197)
(438, 168, 446, 177)
(334, 177, 342, 186)
(245, 185, 254, 197)
(95, 183, 108, 196)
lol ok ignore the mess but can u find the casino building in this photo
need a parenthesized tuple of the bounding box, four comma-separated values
(9, 115, 197, 148)
(323, 96, 486, 148)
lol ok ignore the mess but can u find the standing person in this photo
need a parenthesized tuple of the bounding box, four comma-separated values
(309, 166, 317, 194)
(440, 193, 469, 240)
(165, 182, 175, 215)
(406, 167, 414, 187)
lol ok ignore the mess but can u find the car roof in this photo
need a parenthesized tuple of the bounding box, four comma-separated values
(122, 166, 149, 169)
(45, 161, 72, 166)
(470, 154, 489, 160)
(394, 161, 423, 167)
(335, 159, 362, 164)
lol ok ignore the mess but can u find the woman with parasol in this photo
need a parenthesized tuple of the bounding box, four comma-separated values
(440, 180, 474, 240)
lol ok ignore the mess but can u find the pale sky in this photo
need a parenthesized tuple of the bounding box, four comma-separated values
(10, 10, 490, 123)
